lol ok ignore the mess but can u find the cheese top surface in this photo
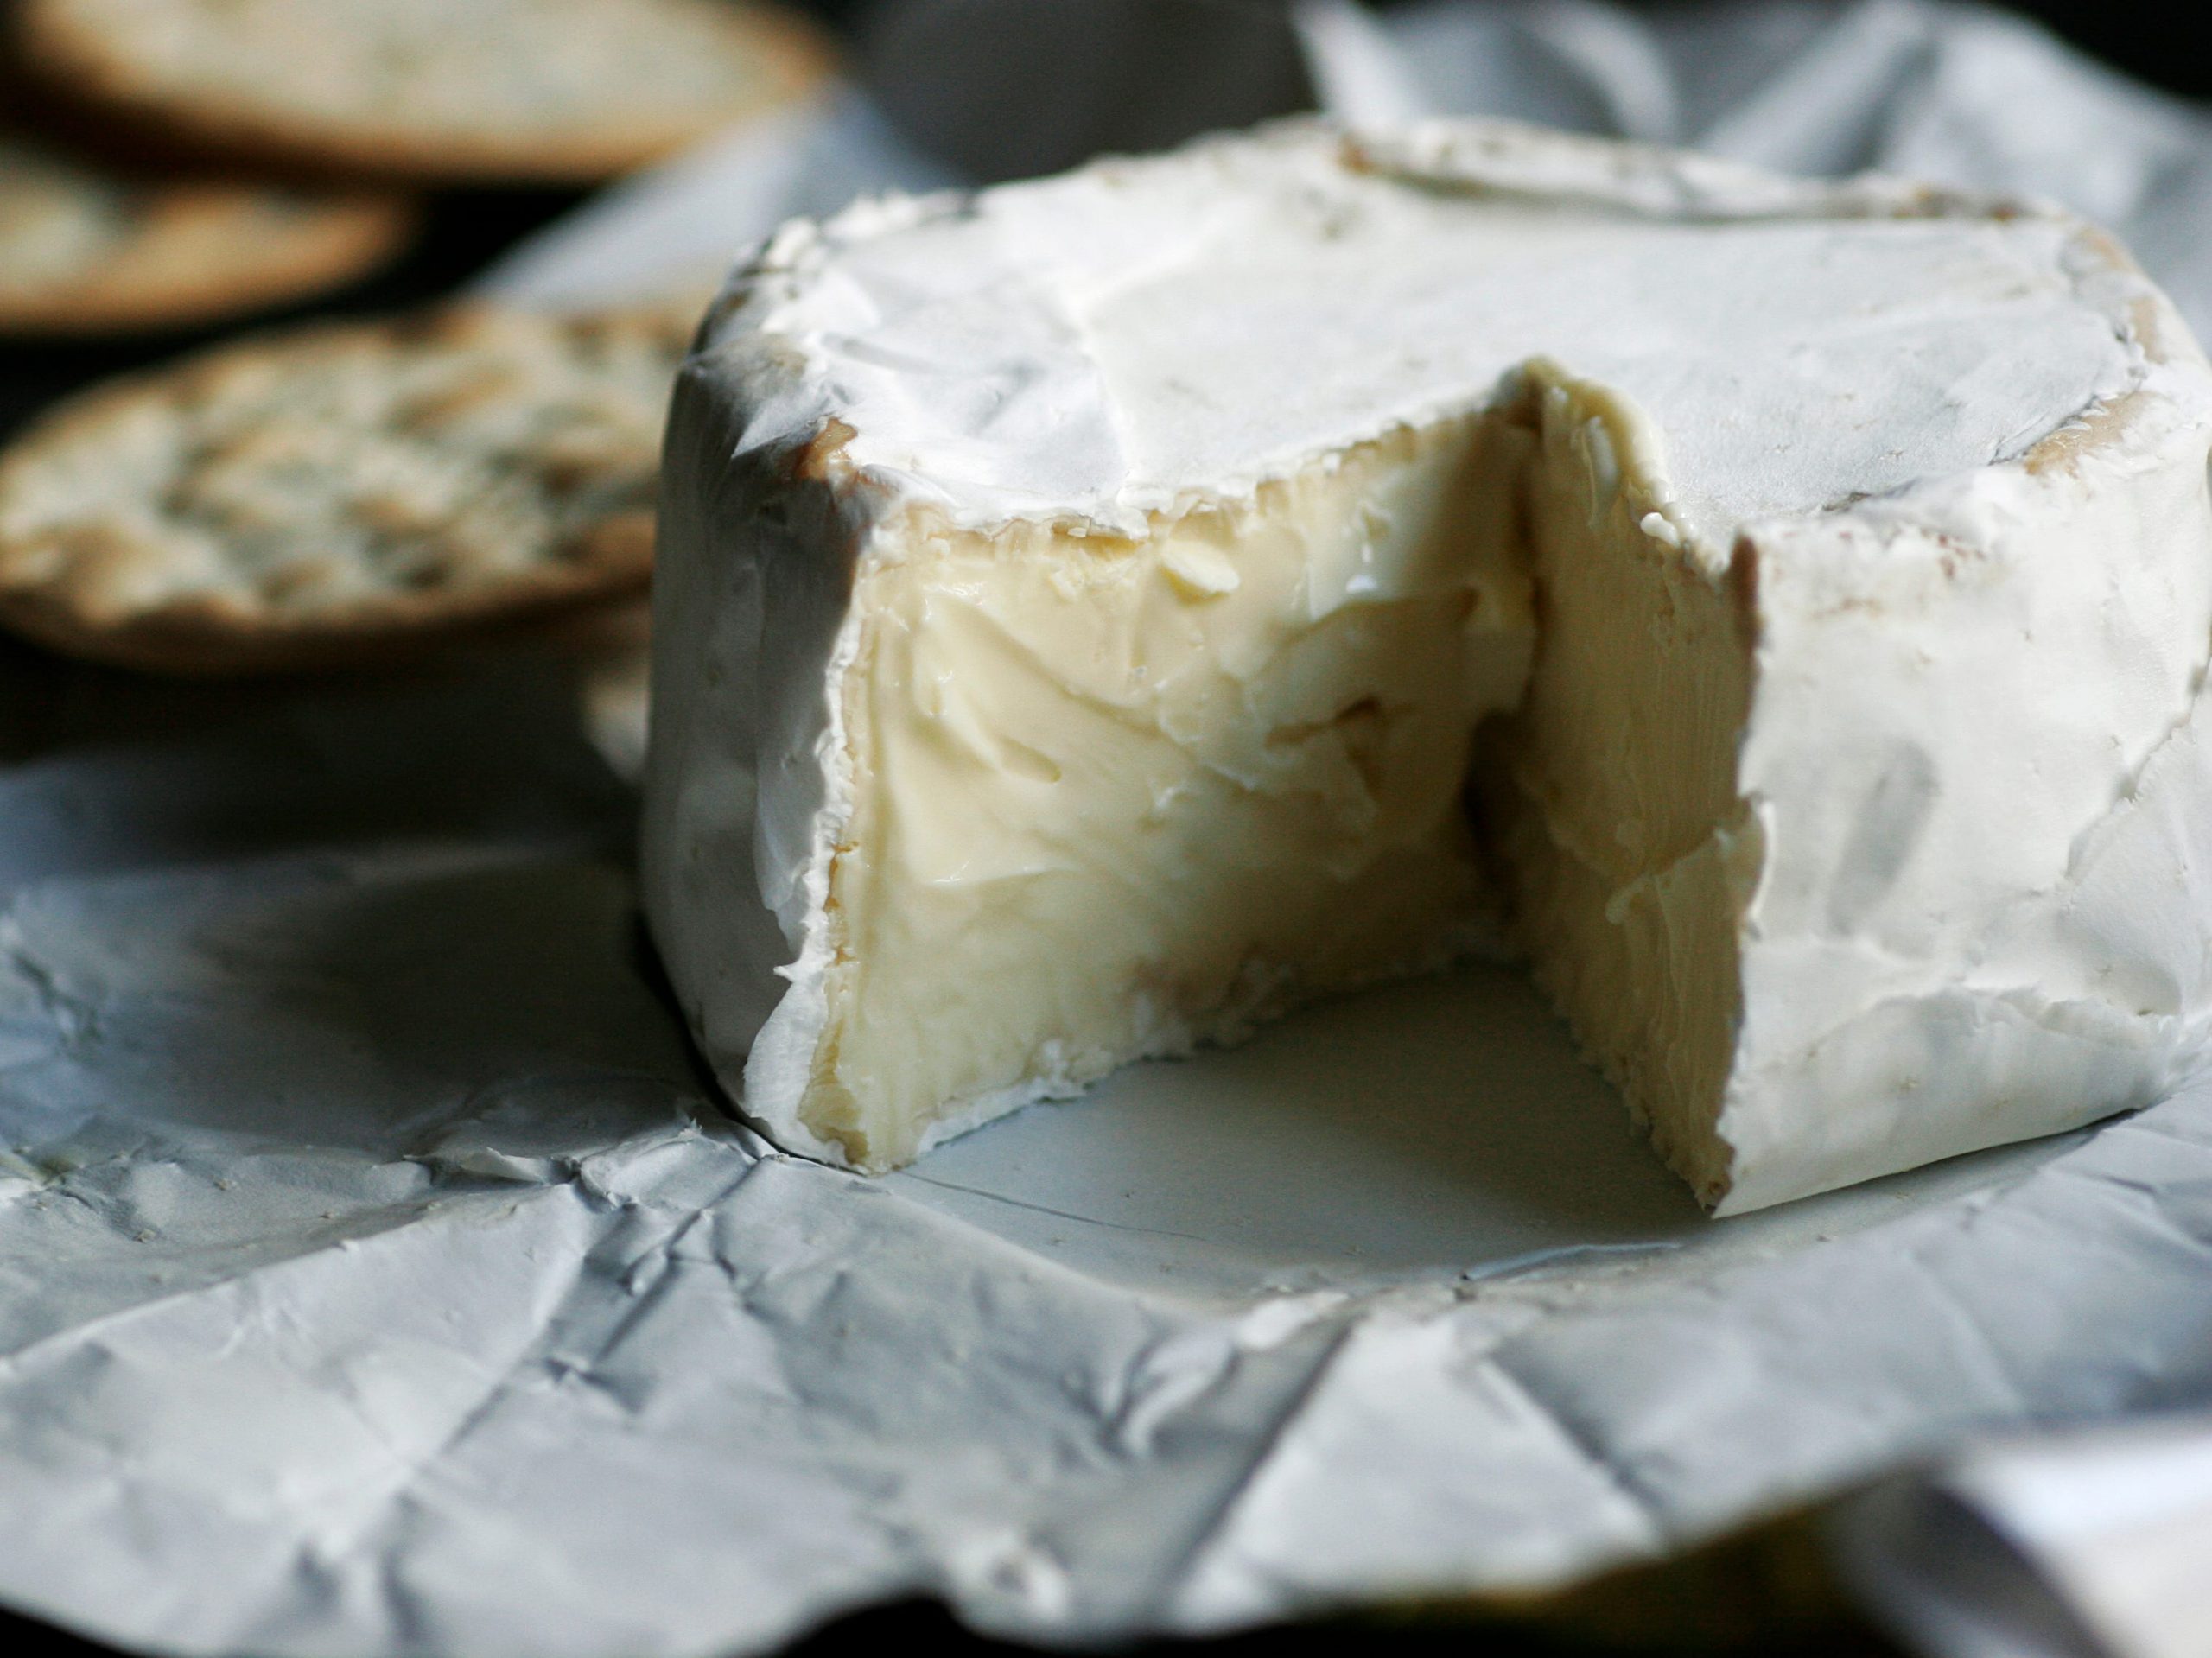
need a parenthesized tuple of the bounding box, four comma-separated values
(703, 120, 2149, 550)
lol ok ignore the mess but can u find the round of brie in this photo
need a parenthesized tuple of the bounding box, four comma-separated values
(642, 118, 2212, 1214)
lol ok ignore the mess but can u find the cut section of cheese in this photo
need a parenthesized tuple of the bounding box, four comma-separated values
(1482, 372, 1761, 1204)
(808, 417, 1532, 1168)
(642, 119, 2212, 1212)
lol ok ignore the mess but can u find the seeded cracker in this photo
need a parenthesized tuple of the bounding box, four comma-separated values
(0, 303, 696, 673)
(0, 134, 413, 334)
(10, 0, 835, 185)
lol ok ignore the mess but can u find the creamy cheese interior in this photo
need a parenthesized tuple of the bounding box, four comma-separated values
(803, 378, 1753, 1180)
(1481, 381, 1759, 1204)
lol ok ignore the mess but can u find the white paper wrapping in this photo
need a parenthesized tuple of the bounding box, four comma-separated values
(1835, 1413, 2212, 1658)
(10, 4, 2212, 1655)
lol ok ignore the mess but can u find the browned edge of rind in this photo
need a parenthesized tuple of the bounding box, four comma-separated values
(7, 0, 838, 187)
(2025, 226, 2198, 480)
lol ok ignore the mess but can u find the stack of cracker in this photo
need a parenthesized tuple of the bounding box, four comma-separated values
(1, 0, 833, 677)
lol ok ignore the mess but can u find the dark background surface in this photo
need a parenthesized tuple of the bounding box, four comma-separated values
(0, 2, 2191, 1655)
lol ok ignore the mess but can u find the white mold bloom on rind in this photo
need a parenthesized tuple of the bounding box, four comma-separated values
(642, 117, 2212, 1210)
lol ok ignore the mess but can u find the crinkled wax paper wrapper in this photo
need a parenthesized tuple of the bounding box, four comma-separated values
(8, 5, 2212, 1657)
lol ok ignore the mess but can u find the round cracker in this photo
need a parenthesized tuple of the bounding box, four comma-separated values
(0, 135, 416, 335)
(10, 0, 836, 186)
(0, 302, 696, 674)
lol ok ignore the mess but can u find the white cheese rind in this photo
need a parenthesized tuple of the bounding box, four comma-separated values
(1719, 378, 2212, 1210)
(643, 117, 2212, 1210)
